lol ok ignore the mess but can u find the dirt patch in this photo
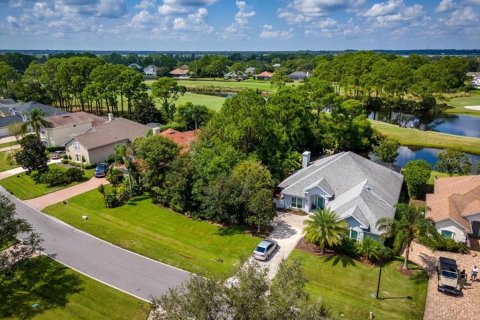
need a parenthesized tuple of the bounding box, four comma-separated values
(397, 265, 416, 277)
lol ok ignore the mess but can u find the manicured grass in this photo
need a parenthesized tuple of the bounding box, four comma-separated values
(145, 78, 281, 92)
(0, 165, 94, 200)
(445, 90, 480, 116)
(174, 93, 227, 112)
(44, 190, 260, 278)
(0, 151, 17, 172)
(0, 256, 149, 320)
(291, 250, 428, 320)
(0, 140, 18, 149)
(371, 120, 480, 155)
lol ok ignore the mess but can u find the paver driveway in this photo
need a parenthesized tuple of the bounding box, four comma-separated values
(25, 176, 108, 210)
(1, 187, 190, 301)
(408, 242, 480, 320)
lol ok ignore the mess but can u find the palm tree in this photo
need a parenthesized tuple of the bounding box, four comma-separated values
(22, 109, 52, 141)
(376, 203, 434, 270)
(356, 237, 383, 262)
(303, 208, 348, 255)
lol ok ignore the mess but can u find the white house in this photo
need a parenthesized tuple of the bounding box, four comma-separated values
(41, 112, 106, 147)
(277, 151, 404, 241)
(143, 65, 157, 76)
(426, 175, 480, 243)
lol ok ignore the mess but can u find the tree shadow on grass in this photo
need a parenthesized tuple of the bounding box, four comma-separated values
(322, 254, 356, 268)
(216, 226, 247, 236)
(0, 256, 83, 319)
(127, 195, 151, 205)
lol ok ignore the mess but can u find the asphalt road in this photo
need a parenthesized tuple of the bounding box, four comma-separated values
(1, 187, 191, 302)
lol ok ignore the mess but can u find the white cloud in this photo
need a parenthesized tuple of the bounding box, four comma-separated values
(129, 9, 157, 29)
(96, 0, 127, 18)
(172, 7, 213, 33)
(224, 1, 255, 37)
(158, 0, 219, 15)
(435, 0, 456, 13)
(362, 0, 423, 27)
(6, 15, 20, 28)
(445, 6, 478, 27)
(136, 0, 156, 10)
(259, 24, 293, 39)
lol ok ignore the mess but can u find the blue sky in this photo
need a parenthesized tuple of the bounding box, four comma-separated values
(0, 0, 479, 51)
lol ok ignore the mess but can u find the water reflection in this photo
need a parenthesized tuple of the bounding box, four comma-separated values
(368, 111, 480, 138)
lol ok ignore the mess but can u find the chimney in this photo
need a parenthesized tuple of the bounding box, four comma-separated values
(152, 127, 160, 135)
(302, 151, 311, 169)
(108, 113, 113, 122)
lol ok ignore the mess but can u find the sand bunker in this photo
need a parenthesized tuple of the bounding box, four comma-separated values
(465, 106, 480, 111)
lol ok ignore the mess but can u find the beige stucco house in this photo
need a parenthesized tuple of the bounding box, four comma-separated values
(426, 175, 480, 243)
(41, 112, 106, 147)
(65, 117, 150, 164)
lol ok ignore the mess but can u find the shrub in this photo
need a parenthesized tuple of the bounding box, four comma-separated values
(356, 237, 384, 262)
(42, 168, 69, 186)
(419, 235, 469, 254)
(332, 237, 358, 258)
(103, 189, 120, 208)
(61, 158, 69, 164)
(65, 167, 84, 182)
(106, 168, 124, 186)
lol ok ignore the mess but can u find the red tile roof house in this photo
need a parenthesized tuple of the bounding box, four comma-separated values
(255, 71, 273, 81)
(169, 65, 190, 78)
(158, 128, 200, 153)
(426, 175, 480, 242)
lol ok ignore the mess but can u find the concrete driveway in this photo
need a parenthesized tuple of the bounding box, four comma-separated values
(25, 176, 108, 210)
(1, 187, 190, 301)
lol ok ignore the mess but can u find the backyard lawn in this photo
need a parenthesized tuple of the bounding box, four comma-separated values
(174, 93, 226, 112)
(291, 250, 428, 320)
(0, 151, 17, 172)
(44, 190, 260, 278)
(0, 256, 149, 320)
(446, 90, 480, 116)
(0, 164, 94, 200)
(371, 120, 480, 154)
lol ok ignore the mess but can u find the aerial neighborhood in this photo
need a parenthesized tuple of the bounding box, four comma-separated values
(1, 1, 480, 320)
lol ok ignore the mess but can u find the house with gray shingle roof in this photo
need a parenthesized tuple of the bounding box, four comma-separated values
(277, 151, 404, 241)
(65, 115, 150, 164)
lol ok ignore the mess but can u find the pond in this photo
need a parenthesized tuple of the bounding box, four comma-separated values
(390, 146, 479, 173)
(368, 111, 480, 138)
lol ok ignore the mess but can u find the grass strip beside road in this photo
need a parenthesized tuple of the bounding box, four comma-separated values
(0, 164, 94, 200)
(0, 256, 149, 320)
(371, 120, 480, 154)
(291, 250, 428, 320)
(44, 190, 260, 278)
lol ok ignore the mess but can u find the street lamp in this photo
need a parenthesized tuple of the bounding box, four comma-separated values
(375, 249, 385, 299)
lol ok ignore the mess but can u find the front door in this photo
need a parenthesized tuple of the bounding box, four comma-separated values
(316, 196, 325, 209)
(472, 221, 480, 237)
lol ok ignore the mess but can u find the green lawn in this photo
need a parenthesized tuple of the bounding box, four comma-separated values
(0, 164, 94, 200)
(0, 140, 18, 149)
(0, 256, 149, 320)
(0, 151, 17, 172)
(44, 190, 260, 278)
(445, 90, 480, 116)
(371, 120, 480, 154)
(292, 250, 428, 320)
(145, 78, 281, 92)
(174, 93, 227, 112)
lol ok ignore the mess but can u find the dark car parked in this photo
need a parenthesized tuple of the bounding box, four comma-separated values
(94, 163, 109, 178)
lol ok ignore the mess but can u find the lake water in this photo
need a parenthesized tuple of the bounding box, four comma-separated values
(391, 146, 479, 173)
(368, 111, 480, 138)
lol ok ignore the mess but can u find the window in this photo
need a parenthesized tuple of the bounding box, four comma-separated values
(291, 197, 303, 209)
(75, 154, 81, 162)
(73, 142, 79, 150)
(349, 229, 359, 241)
(441, 230, 454, 239)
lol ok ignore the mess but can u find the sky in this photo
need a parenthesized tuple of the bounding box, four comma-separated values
(0, 0, 479, 51)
